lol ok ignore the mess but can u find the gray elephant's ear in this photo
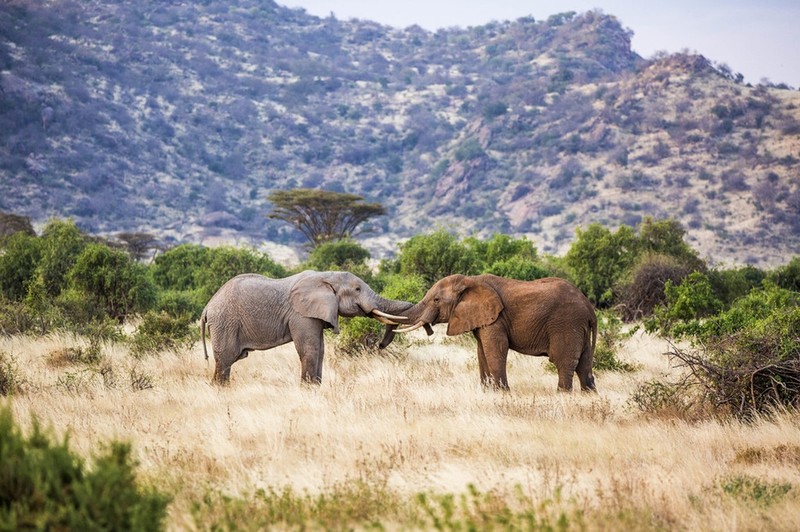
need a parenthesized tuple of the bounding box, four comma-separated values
(290, 275, 340, 333)
(448, 281, 503, 336)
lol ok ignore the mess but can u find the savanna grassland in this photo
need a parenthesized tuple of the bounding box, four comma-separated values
(3, 326, 800, 530)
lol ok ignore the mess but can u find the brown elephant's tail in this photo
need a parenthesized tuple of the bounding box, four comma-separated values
(200, 308, 209, 362)
(579, 315, 598, 392)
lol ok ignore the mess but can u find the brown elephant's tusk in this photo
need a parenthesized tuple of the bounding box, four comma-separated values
(372, 314, 400, 325)
(395, 322, 425, 333)
(371, 309, 408, 322)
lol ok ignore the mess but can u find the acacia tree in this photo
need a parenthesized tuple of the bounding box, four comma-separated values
(267, 189, 386, 247)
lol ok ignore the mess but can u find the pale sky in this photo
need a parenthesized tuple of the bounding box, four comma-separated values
(281, 0, 800, 88)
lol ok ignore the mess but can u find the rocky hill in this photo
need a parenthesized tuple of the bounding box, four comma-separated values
(1, 0, 799, 265)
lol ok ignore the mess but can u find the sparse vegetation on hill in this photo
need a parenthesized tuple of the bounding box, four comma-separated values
(0, 1, 798, 264)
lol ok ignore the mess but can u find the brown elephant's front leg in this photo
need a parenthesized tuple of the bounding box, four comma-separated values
(474, 327, 510, 390)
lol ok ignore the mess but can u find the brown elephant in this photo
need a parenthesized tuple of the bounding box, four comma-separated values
(387, 274, 597, 392)
(200, 271, 412, 385)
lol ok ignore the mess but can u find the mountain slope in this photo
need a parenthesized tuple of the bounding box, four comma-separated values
(1, 1, 798, 265)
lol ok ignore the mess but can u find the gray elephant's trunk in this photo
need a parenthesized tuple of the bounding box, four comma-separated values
(373, 294, 414, 316)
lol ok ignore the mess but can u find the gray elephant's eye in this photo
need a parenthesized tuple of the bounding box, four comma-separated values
(356, 286, 361, 292)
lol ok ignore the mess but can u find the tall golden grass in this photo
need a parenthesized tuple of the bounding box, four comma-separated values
(3, 327, 799, 529)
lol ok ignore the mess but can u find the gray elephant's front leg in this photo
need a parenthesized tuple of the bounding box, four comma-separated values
(290, 318, 325, 384)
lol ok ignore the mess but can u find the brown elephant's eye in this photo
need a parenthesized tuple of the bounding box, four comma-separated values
(434, 297, 440, 303)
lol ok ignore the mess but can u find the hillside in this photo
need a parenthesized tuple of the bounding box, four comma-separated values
(1, 0, 799, 265)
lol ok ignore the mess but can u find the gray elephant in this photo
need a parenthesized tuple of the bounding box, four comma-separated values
(386, 274, 597, 392)
(200, 271, 411, 384)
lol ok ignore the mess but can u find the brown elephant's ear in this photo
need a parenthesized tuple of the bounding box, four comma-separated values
(447, 281, 503, 336)
(290, 275, 340, 333)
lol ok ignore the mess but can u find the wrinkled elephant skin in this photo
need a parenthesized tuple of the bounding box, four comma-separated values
(200, 271, 413, 385)
(393, 274, 597, 392)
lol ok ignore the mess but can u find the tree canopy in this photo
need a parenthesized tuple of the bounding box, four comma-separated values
(267, 189, 386, 246)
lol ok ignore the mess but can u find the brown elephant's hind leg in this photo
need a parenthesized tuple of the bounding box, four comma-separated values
(576, 340, 597, 392)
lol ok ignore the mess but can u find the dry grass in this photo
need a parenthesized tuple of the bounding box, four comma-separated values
(3, 328, 799, 530)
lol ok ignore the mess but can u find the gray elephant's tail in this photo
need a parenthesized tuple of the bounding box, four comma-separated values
(200, 308, 209, 362)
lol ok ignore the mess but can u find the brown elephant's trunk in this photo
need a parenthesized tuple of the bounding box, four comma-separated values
(378, 301, 433, 348)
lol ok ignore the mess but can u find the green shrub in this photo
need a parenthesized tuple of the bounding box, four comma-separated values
(768, 256, 800, 292)
(194, 246, 287, 301)
(466, 233, 538, 267)
(150, 244, 209, 291)
(565, 223, 639, 306)
(305, 239, 370, 271)
(566, 218, 705, 308)
(0, 351, 26, 396)
(661, 285, 800, 419)
(646, 272, 722, 336)
(0, 406, 170, 530)
(335, 317, 389, 356)
(130, 311, 198, 357)
(616, 254, 693, 322)
(0, 232, 42, 302)
(593, 312, 638, 372)
(709, 265, 767, 308)
(68, 243, 157, 322)
(721, 475, 793, 507)
(485, 255, 551, 281)
(155, 289, 204, 320)
(397, 229, 480, 285)
(35, 219, 87, 297)
(0, 297, 37, 336)
(379, 273, 427, 303)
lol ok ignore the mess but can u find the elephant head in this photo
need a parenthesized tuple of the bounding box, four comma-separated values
(290, 271, 412, 334)
(380, 274, 502, 345)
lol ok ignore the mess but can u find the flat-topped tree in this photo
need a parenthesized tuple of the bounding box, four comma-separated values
(267, 188, 386, 247)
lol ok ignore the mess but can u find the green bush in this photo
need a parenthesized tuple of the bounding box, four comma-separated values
(565, 223, 639, 306)
(35, 219, 87, 297)
(0, 351, 26, 396)
(646, 272, 722, 336)
(658, 284, 800, 419)
(566, 218, 704, 307)
(305, 239, 370, 271)
(397, 229, 480, 285)
(593, 312, 638, 372)
(129, 311, 198, 357)
(709, 265, 767, 308)
(154, 289, 204, 320)
(617, 254, 693, 322)
(0, 406, 170, 530)
(0, 297, 38, 336)
(379, 273, 428, 303)
(68, 243, 157, 322)
(768, 256, 800, 292)
(150, 244, 209, 291)
(0, 232, 42, 302)
(485, 256, 551, 281)
(194, 246, 287, 301)
(335, 317, 389, 356)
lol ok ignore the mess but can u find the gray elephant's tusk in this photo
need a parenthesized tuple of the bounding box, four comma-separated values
(371, 309, 408, 322)
(372, 314, 401, 325)
(395, 322, 425, 333)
